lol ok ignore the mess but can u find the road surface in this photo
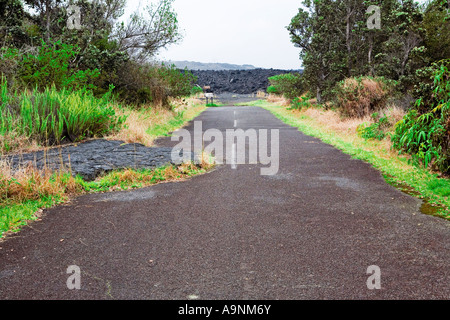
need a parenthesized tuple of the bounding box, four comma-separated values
(0, 106, 449, 299)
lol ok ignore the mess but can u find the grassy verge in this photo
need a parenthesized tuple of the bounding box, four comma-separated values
(0, 161, 214, 239)
(108, 97, 206, 145)
(247, 100, 450, 219)
(0, 96, 209, 239)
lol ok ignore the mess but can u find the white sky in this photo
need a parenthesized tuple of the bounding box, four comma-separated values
(124, 0, 303, 69)
(124, 0, 429, 70)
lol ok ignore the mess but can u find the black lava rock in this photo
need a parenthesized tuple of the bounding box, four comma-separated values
(4, 140, 191, 181)
(191, 69, 301, 94)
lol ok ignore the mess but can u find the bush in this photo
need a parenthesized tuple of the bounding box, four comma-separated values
(267, 73, 303, 99)
(289, 96, 311, 110)
(116, 62, 196, 107)
(0, 47, 19, 87)
(156, 64, 197, 98)
(357, 113, 390, 140)
(267, 86, 278, 94)
(19, 40, 100, 91)
(0, 81, 126, 151)
(334, 77, 392, 118)
(191, 85, 203, 95)
(392, 59, 450, 173)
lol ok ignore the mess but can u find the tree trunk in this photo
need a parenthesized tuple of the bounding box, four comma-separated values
(346, 6, 352, 76)
(368, 34, 374, 76)
(45, 0, 50, 42)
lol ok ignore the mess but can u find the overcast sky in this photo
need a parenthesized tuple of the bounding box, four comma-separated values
(124, 0, 429, 70)
(124, 0, 303, 69)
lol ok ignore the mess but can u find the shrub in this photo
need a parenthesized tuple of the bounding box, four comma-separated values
(0, 47, 19, 87)
(0, 80, 126, 151)
(334, 77, 392, 118)
(116, 62, 196, 107)
(19, 40, 100, 91)
(392, 59, 450, 173)
(357, 113, 390, 140)
(267, 73, 303, 99)
(191, 85, 203, 95)
(156, 64, 197, 98)
(289, 96, 311, 110)
(267, 86, 278, 94)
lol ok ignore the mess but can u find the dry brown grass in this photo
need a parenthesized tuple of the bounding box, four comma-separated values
(107, 96, 205, 146)
(336, 77, 389, 118)
(291, 104, 408, 159)
(109, 106, 173, 146)
(267, 94, 292, 107)
(1, 152, 214, 209)
(0, 161, 80, 205)
(256, 90, 267, 98)
(0, 127, 43, 156)
(381, 105, 406, 126)
(300, 108, 373, 135)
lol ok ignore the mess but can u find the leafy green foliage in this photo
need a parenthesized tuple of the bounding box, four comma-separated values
(267, 86, 278, 94)
(267, 73, 303, 99)
(0, 47, 19, 86)
(116, 62, 196, 107)
(357, 113, 390, 140)
(392, 59, 450, 172)
(0, 0, 27, 46)
(19, 41, 100, 91)
(156, 64, 198, 98)
(191, 85, 203, 95)
(289, 96, 311, 110)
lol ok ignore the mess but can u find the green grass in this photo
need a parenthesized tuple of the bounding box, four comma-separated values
(146, 111, 188, 137)
(0, 163, 212, 238)
(146, 102, 206, 139)
(0, 196, 63, 237)
(0, 100, 210, 238)
(248, 100, 450, 218)
(0, 82, 125, 152)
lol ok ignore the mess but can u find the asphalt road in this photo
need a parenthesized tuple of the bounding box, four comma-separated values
(0, 106, 449, 300)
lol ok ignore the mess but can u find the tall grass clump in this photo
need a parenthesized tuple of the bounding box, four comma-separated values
(0, 80, 126, 152)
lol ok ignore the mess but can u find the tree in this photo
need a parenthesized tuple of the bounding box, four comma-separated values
(116, 0, 182, 61)
(288, 0, 353, 102)
(0, 0, 26, 46)
(380, 0, 424, 78)
(288, 0, 430, 101)
(423, 0, 450, 62)
(24, 0, 65, 41)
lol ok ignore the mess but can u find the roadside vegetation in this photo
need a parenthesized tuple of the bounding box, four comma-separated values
(0, 160, 214, 238)
(262, 0, 450, 216)
(247, 99, 449, 218)
(0, 0, 199, 151)
(0, 0, 210, 238)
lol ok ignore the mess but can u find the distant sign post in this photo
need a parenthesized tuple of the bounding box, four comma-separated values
(205, 93, 214, 105)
